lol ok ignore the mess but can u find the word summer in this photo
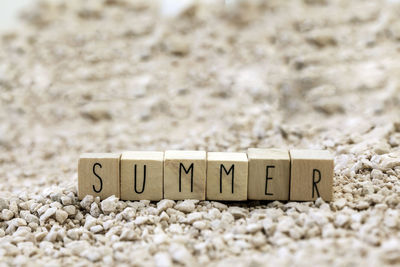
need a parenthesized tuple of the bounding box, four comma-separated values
(78, 149, 334, 202)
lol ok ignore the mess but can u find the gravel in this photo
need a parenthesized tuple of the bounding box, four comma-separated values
(0, 0, 399, 265)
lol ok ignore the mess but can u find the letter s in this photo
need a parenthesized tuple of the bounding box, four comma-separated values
(92, 163, 103, 193)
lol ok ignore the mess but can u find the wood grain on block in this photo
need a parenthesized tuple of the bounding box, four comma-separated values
(206, 152, 248, 201)
(121, 151, 163, 201)
(164, 150, 206, 200)
(289, 149, 334, 201)
(78, 153, 121, 200)
(247, 148, 290, 200)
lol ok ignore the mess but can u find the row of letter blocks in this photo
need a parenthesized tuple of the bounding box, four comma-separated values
(78, 149, 334, 201)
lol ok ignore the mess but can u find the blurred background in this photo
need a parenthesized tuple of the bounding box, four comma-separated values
(0, 1, 32, 31)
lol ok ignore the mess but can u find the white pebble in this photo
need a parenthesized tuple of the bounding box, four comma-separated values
(20, 211, 39, 224)
(90, 202, 101, 217)
(67, 229, 81, 240)
(212, 202, 228, 210)
(37, 205, 49, 216)
(193, 221, 207, 230)
(50, 202, 62, 209)
(335, 214, 349, 227)
(40, 207, 57, 223)
(9, 201, 18, 214)
(175, 200, 195, 213)
(169, 243, 193, 264)
(2, 209, 14, 220)
(90, 225, 103, 233)
(55, 209, 68, 224)
(228, 207, 247, 219)
(186, 212, 203, 223)
(246, 223, 262, 233)
(63, 205, 76, 215)
(120, 229, 137, 241)
(169, 224, 183, 234)
(371, 169, 383, 179)
(84, 215, 97, 229)
(101, 196, 118, 214)
(135, 216, 149, 225)
(0, 198, 8, 211)
(61, 196, 72, 206)
(80, 195, 94, 211)
(154, 252, 172, 267)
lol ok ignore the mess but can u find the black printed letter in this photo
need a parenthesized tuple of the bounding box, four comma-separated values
(92, 163, 103, 193)
(220, 164, 235, 194)
(265, 166, 274, 196)
(179, 163, 194, 192)
(312, 169, 321, 198)
(134, 164, 146, 194)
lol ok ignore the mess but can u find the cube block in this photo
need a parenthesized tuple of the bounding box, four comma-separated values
(289, 149, 334, 201)
(78, 153, 121, 200)
(206, 152, 248, 201)
(121, 151, 164, 201)
(248, 148, 290, 200)
(164, 150, 207, 200)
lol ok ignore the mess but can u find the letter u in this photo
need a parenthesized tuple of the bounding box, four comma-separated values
(134, 165, 146, 194)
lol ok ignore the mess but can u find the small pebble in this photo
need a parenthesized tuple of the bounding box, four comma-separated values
(63, 205, 76, 215)
(101, 196, 118, 214)
(90, 225, 103, 233)
(90, 202, 101, 218)
(55, 209, 69, 224)
(40, 207, 57, 223)
(80, 195, 94, 211)
(175, 200, 195, 213)
(157, 199, 175, 212)
(2, 209, 14, 220)
(0, 198, 8, 211)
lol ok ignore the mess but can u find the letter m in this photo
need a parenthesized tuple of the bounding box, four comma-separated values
(179, 163, 194, 192)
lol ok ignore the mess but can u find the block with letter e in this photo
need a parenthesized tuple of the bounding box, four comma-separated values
(289, 149, 334, 201)
(164, 150, 206, 200)
(78, 153, 121, 200)
(247, 148, 290, 201)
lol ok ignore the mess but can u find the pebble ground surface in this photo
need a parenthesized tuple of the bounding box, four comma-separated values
(0, 0, 400, 266)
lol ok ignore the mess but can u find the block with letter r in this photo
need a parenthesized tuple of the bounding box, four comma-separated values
(289, 150, 334, 201)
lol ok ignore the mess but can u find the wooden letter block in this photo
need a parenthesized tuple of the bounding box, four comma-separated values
(164, 150, 206, 200)
(78, 153, 121, 200)
(247, 148, 290, 201)
(290, 149, 334, 201)
(206, 152, 248, 201)
(121, 151, 163, 201)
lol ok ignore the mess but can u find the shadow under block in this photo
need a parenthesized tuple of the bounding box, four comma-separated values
(164, 150, 206, 200)
(247, 148, 290, 201)
(78, 153, 121, 200)
(121, 151, 164, 201)
(206, 152, 248, 201)
(289, 149, 334, 201)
